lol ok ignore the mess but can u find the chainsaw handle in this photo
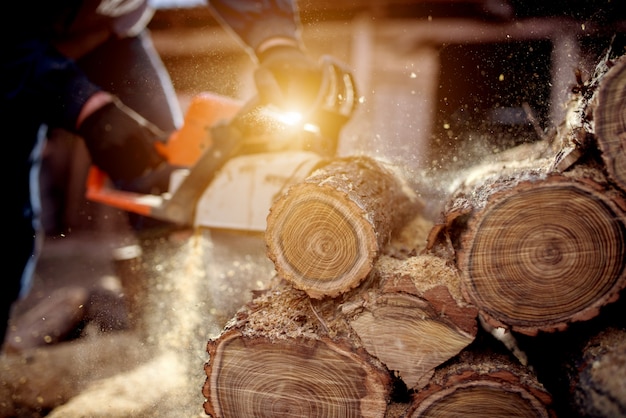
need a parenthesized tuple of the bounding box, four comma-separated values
(155, 93, 242, 166)
(85, 166, 159, 216)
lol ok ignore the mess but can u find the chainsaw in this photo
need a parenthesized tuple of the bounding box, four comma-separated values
(86, 57, 357, 329)
(86, 56, 357, 232)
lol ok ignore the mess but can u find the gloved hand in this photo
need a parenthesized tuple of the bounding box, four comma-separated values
(254, 45, 323, 112)
(255, 45, 358, 145)
(78, 97, 173, 194)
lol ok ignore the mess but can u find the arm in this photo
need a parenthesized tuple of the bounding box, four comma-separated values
(207, 0, 320, 110)
(1, 38, 102, 132)
(2, 36, 168, 186)
(2, 0, 154, 133)
(207, 0, 302, 59)
(207, 0, 358, 137)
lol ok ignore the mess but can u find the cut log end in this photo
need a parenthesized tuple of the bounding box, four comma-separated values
(349, 293, 475, 389)
(266, 185, 377, 299)
(408, 348, 554, 418)
(408, 381, 552, 418)
(203, 331, 390, 418)
(459, 178, 626, 334)
(595, 55, 626, 194)
(266, 156, 422, 299)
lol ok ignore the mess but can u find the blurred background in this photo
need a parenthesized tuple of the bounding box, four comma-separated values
(39, 0, 626, 237)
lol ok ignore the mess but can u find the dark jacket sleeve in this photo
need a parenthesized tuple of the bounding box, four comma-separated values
(1, 38, 101, 132)
(207, 0, 302, 56)
(1, 0, 150, 133)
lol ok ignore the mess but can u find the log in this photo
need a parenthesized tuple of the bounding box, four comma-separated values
(406, 346, 555, 417)
(202, 282, 392, 418)
(265, 156, 422, 299)
(344, 254, 478, 390)
(565, 326, 626, 418)
(511, 296, 626, 418)
(584, 54, 626, 194)
(434, 160, 626, 336)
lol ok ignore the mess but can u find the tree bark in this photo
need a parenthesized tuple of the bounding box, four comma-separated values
(406, 347, 555, 417)
(266, 156, 423, 299)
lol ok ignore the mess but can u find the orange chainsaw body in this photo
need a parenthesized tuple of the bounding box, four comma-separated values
(85, 93, 242, 217)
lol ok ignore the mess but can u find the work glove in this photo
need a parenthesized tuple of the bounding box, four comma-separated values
(78, 97, 174, 194)
(254, 45, 323, 113)
(254, 45, 358, 153)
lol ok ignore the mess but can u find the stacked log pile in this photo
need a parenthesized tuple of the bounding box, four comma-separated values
(203, 52, 626, 417)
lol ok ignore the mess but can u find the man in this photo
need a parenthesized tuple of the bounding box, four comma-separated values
(1, 0, 351, 350)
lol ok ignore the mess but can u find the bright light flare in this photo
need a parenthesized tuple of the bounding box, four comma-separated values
(263, 107, 303, 126)
(279, 111, 304, 126)
(303, 123, 320, 134)
(261, 105, 320, 134)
